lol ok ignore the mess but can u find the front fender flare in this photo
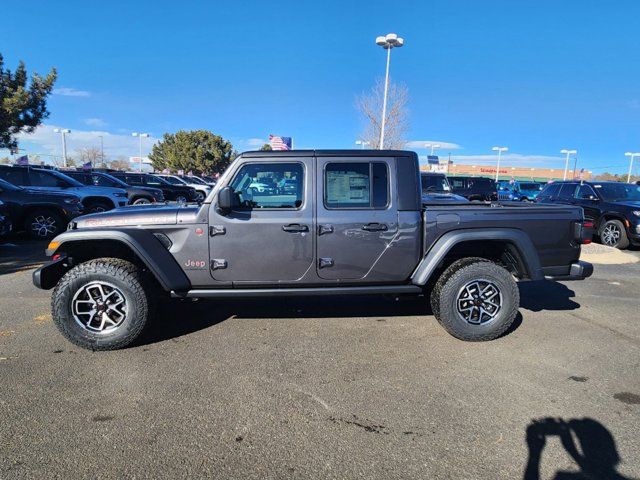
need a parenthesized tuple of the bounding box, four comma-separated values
(36, 228, 191, 291)
(410, 228, 543, 285)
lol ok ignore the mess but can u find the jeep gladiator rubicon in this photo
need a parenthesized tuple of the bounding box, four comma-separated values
(33, 150, 593, 350)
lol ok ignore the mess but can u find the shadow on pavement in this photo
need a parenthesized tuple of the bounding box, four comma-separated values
(523, 417, 636, 480)
(0, 234, 48, 276)
(140, 294, 430, 346)
(519, 281, 580, 312)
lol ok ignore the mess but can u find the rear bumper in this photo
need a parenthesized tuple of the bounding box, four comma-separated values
(544, 261, 594, 281)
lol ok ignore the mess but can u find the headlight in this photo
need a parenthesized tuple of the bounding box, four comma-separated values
(114, 192, 127, 198)
(63, 197, 80, 204)
(632, 211, 640, 217)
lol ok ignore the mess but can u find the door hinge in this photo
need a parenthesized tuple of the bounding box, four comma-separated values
(210, 259, 228, 270)
(209, 225, 226, 236)
(318, 257, 334, 269)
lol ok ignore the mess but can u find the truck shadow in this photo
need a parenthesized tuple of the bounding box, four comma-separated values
(141, 294, 431, 345)
(141, 280, 580, 345)
(523, 416, 636, 480)
(519, 281, 580, 312)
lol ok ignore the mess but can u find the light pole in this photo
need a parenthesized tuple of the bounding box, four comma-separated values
(625, 152, 640, 183)
(375, 33, 404, 150)
(425, 143, 441, 156)
(132, 132, 150, 172)
(355, 140, 370, 149)
(98, 135, 104, 164)
(492, 146, 508, 182)
(53, 128, 71, 167)
(560, 149, 577, 181)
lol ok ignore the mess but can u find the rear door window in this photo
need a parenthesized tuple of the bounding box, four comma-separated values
(575, 184, 598, 200)
(324, 162, 388, 209)
(540, 183, 560, 199)
(0, 168, 28, 186)
(28, 170, 67, 187)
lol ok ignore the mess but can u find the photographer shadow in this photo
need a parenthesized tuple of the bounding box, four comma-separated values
(524, 417, 636, 480)
(519, 281, 580, 312)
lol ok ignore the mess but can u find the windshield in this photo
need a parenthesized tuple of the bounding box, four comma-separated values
(49, 170, 85, 187)
(162, 176, 185, 185)
(592, 183, 640, 202)
(147, 175, 171, 186)
(182, 176, 206, 185)
(520, 183, 542, 191)
(0, 178, 21, 191)
(421, 175, 451, 193)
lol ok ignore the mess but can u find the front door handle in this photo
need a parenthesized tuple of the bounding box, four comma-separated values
(282, 223, 309, 233)
(362, 222, 388, 232)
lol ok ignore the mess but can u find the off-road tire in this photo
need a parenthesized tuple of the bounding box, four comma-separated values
(52, 258, 152, 350)
(24, 209, 65, 240)
(599, 219, 629, 249)
(430, 258, 519, 341)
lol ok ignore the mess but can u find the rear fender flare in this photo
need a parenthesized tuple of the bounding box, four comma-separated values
(411, 228, 543, 285)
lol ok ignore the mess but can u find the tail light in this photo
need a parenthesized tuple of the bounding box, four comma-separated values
(578, 221, 594, 245)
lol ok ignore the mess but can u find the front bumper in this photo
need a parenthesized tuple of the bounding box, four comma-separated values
(544, 261, 594, 281)
(33, 257, 69, 290)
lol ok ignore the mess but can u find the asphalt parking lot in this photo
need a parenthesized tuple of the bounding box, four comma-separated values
(1, 237, 639, 479)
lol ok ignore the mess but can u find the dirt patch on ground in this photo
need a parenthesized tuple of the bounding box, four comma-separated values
(580, 243, 639, 265)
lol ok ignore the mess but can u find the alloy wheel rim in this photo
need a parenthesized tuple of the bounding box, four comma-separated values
(71, 281, 128, 334)
(602, 224, 620, 246)
(31, 215, 57, 237)
(455, 279, 503, 325)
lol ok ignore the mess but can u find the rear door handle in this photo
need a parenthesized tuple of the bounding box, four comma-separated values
(362, 222, 388, 232)
(282, 223, 309, 233)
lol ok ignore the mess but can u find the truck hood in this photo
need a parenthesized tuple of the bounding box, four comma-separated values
(73, 204, 196, 229)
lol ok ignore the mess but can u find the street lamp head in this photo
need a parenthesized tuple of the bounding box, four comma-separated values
(376, 33, 405, 49)
(132, 132, 139, 137)
(54, 128, 70, 134)
(141, 133, 150, 138)
(492, 146, 508, 152)
(561, 149, 577, 155)
(433, 144, 441, 149)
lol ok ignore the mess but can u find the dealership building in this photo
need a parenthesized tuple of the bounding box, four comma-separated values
(421, 159, 592, 181)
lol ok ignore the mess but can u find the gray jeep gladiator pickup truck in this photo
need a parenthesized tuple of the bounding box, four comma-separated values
(33, 150, 593, 350)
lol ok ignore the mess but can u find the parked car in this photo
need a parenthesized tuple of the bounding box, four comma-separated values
(0, 178, 83, 239)
(155, 174, 211, 201)
(200, 175, 218, 186)
(0, 200, 12, 237)
(64, 170, 164, 205)
(536, 180, 640, 249)
(34, 149, 592, 350)
(421, 172, 469, 203)
(497, 181, 543, 201)
(0, 165, 127, 213)
(448, 176, 498, 201)
(110, 172, 198, 203)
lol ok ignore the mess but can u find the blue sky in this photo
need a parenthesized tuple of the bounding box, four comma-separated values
(2, 0, 640, 174)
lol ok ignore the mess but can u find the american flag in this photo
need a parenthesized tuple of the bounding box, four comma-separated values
(269, 135, 292, 151)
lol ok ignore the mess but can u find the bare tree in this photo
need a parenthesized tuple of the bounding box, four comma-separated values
(75, 147, 105, 167)
(109, 156, 130, 171)
(355, 78, 409, 149)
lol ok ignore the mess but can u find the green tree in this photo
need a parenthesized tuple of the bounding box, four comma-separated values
(0, 53, 57, 150)
(149, 130, 234, 174)
(260, 143, 272, 151)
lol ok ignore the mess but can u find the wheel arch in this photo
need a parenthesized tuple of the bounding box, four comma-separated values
(411, 228, 543, 285)
(35, 228, 190, 291)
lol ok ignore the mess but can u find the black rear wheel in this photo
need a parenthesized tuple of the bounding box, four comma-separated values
(430, 258, 519, 341)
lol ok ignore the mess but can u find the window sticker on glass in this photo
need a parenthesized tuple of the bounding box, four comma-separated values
(325, 163, 371, 207)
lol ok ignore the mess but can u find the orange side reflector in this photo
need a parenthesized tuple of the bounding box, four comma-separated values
(47, 241, 60, 251)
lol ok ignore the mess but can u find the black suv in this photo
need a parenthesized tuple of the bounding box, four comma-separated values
(0, 178, 83, 239)
(448, 176, 498, 201)
(537, 180, 640, 249)
(64, 170, 164, 205)
(420, 172, 469, 203)
(110, 172, 198, 203)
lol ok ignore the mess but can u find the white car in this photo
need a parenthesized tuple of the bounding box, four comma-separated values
(156, 174, 211, 201)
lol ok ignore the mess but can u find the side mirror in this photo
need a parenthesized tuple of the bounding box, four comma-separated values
(217, 186, 235, 212)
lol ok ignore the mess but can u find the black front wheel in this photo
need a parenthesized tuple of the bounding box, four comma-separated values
(86, 201, 112, 214)
(430, 258, 519, 341)
(24, 210, 64, 240)
(52, 258, 152, 350)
